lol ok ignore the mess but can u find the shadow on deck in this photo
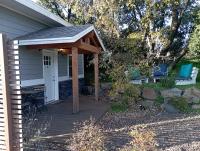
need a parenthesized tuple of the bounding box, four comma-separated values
(34, 96, 109, 143)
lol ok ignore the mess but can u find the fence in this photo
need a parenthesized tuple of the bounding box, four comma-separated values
(0, 33, 23, 151)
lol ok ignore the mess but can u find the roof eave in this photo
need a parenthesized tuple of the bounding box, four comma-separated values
(18, 26, 106, 51)
(15, 0, 71, 27)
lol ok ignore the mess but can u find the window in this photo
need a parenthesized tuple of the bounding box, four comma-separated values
(43, 56, 51, 66)
(68, 54, 84, 78)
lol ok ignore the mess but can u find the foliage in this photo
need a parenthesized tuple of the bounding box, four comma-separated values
(111, 102, 128, 112)
(170, 97, 190, 112)
(189, 25, 200, 55)
(155, 96, 164, 105)
(128, 126, 158, 151)
(110, 81, 140, 107)
(69, 118, 106, 151)
(23, 108, 50, 150)
(38, 0, 200, 67)
(160, 76, 175, 88)
(189, 11, 200, 56)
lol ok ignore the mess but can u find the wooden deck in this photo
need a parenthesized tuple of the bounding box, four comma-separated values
(32, 96, 109, 143)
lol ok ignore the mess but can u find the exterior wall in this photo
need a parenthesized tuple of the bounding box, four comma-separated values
(58, 54, 85, 100)
(59, 79, 85, 100)
(78, 54, 84, 75)
(21, 85, 45, 106)
(58, 54, 84, 80)
(19, 47, 43, 81)
(20, 50, 85, 102)
(0, 6, 48, 39)
(58, 54, 68, 77)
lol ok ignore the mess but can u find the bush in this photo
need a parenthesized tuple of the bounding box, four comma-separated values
(68, 118, 106, 151)
(129, 126, 158, 151)
(110, 82, 140, 109)
(111, 102, 128, 112)
(155, 95, 164, 105)
(170, 97, 190, 112)
(160, 76, 175, 88)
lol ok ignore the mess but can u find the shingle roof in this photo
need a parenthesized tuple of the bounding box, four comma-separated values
(17, 24, 92, 40)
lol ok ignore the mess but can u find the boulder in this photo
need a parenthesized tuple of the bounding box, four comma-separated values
(162, 103, 179, 113)
(191, 87, 200, 98)
(161, 88, 183, 98)
(141, 100, 154, 108)
(192, 104, 200, 109)
(142, 88, 157, 100)
(182, 87, 200, 103)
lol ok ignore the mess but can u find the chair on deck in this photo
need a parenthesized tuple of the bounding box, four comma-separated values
(175, 64, 199, 85)
(152, 64, 168, 83)
(125, 67, 149, 85)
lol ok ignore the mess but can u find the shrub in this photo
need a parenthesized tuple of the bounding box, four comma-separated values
(160, 76, 175, 88)
(129, 126, 158, 151)
(111, 102, 128, 112)
(155, 95, 164, 105)
(110, 82, 140, 105)
(68, 118, 106, 151)
(170, 97, 189, 112)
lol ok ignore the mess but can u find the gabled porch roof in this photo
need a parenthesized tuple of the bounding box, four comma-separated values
(16, 24, 103, 113)
(17, 24, 106, 53)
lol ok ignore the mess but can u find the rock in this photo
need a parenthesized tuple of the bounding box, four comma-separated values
(101, 82, 112, 90)
(162, 103, 179, 113)
(193, 99, 200, 104)
(142, 88, 157, 100)
(192, 104, 200, 109)
(141, 100, 154, 107)
(182, 87, 200, 103)
(161, 88, 182, 98)
(192, 87, 200, 98)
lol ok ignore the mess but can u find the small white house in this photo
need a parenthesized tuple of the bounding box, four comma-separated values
(0, 0, 105, 111)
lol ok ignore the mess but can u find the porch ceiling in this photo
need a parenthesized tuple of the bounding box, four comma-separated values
(16, 24, 105, 54)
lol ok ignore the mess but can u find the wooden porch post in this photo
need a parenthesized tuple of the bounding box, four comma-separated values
(0, 34, 13, 151)
(94, 53, 99, 101)
(72, 47, 79, 113)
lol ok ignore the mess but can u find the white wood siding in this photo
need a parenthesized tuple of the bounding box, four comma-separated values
(0, 6, 48, 39)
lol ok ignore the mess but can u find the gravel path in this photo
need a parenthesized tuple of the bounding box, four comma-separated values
(99, 107, 200, 151)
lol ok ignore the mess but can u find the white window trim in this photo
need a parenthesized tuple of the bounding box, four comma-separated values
(58, 74, 84, 82)
(21, 79, 45, 87)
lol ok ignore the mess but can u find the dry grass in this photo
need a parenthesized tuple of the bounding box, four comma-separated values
(68, 118, 106, 151)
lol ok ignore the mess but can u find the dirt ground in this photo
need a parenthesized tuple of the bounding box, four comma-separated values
(99, 105, 200, 151)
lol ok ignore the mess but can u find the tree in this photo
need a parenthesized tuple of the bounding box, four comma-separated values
(38, 0, 199, 65)
(120, 0, 199, 64)
(189, 11, 200, 56)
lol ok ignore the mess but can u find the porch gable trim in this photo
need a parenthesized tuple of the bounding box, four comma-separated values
(18, 26, 94, 46)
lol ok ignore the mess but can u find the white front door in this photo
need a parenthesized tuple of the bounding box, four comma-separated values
(43, 50, 57, 104)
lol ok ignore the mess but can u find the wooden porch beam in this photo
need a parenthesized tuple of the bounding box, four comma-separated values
(72, 47, 79, 113)
(94, 53, 99, 101)
(78, 41, 100, 54)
